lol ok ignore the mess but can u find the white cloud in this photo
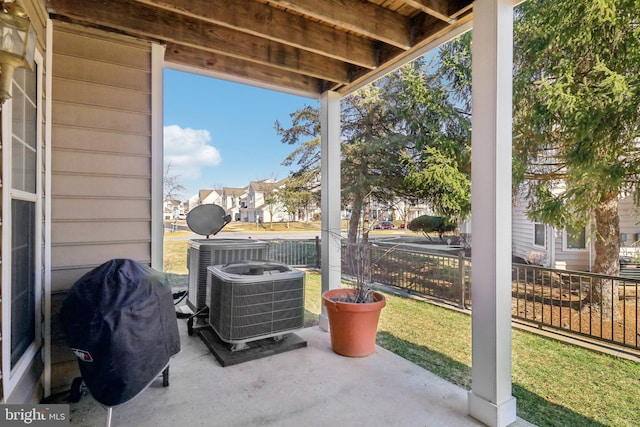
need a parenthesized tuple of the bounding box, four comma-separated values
(164, 125, 222, 179)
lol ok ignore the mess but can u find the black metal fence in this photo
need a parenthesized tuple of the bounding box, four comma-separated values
(266, 238, 640, 351)
(341, 241, 472, 308)
(512, 263, 640, 350)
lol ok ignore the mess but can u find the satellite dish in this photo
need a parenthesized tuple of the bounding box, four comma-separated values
(185, 204, 232, 238)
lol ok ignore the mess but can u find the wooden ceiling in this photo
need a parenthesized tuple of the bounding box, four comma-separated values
(46, 0, 473, 97)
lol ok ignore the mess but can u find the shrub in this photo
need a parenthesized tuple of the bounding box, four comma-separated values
(524, 250, 547, 266)
(408, 215, 456, 241)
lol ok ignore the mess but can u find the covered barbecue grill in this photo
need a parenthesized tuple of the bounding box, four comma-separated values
(61, 259, 180, 425)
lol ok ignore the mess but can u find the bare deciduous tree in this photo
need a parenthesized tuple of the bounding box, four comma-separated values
(163, 161, 187, 202)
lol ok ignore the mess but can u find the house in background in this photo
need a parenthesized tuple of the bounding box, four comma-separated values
(385, 197, 433, 224)
(239, 179, 289, 223)
(195, 185, 430, 226)
(200, 189, 222, 205)
(221, 187, 247, 221)
(512, 193, 640, 271)
(188, 189, 222, 211)
(163, 199, 185, 220)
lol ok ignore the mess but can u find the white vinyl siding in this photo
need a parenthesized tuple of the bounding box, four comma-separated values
(553, 235, 591, 271)
(511, 194, 547, 263)
(619, 196, 640, 246)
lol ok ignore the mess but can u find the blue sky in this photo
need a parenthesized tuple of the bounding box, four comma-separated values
(163, 69, 318, 199)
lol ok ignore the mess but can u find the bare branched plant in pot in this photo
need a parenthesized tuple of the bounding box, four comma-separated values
(322, 239, 386, 357)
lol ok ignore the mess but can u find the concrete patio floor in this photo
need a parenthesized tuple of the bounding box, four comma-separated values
(68, 319, 535, 427)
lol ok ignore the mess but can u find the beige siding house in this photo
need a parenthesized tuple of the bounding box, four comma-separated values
(50, 22, 157, 396)
(0, 2, 524, 424)
(512, 193, 592, 270)
(0, 3, 161, 403)
(619, 197, 640, 247)
(512, 193, 640, 271)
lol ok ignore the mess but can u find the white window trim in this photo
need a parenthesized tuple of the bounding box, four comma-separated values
(2, 49, 44, 399)
(562, 226, 589, 252)
(532, 220, 546, 249)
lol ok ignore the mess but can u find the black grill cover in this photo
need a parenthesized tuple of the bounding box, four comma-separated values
(61, 259, 180, 407)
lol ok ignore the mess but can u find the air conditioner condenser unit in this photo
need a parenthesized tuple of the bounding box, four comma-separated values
(207, 261, 305, 351)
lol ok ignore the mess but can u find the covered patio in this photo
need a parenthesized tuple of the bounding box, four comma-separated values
(66, 321, 535, 427)
(2, 1, 519, 426)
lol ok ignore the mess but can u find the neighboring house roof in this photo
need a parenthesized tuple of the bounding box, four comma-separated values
(199, 189, 212, 201)
(250, 178, 288, 193)
(223, 187, 246, 197)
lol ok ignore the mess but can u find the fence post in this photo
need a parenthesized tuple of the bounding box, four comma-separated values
(315, 236, 321, 268)
(458, 250, 466, 309)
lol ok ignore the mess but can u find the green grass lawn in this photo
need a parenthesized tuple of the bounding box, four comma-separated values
(163, 235, 190, 274)
(303, 271, 640, 427)
(164, 238, 639, 427)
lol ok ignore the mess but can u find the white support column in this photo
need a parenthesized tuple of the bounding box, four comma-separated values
(467, 1, 517, 426)
(319, 90, 341, 332)
(151, 43, 165, 271)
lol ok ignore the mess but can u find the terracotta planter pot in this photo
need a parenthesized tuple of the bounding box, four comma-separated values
(322, 288, 386, 357)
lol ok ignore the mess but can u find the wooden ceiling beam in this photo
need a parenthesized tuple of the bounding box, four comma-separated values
(343, 10, 472, 94)
(267, 0, 412, 50)
(450, 1, 474, 20)
(133, 0, 378, 69)
(165, 43, 327, 96)
(48, 0, 350, 84)
(401, 0, 453, 23)
(46, 0, 474, 97)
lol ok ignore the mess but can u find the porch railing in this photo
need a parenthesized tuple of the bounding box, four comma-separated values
(265, 238, 640, 351)
(341, 241, 472, 309)
(512, 264, 640, 350)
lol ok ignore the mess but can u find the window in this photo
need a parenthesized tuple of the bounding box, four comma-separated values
(3, 57, 42, 395)
(533, 220, 546, 247)
(11, 200, 36, 367)
(565, 226, 587, 250)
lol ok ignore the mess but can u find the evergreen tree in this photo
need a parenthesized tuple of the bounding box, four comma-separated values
(513, 0, 640, 314)
(393, 59, 471, 222)
(276, 60, 470, 243)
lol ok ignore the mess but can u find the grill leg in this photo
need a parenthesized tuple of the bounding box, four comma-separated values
(105, 407, 113, 427)
(162, 366, 169, 387)
(69, 377, 84, 403)
(187, 316, 194, 336)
